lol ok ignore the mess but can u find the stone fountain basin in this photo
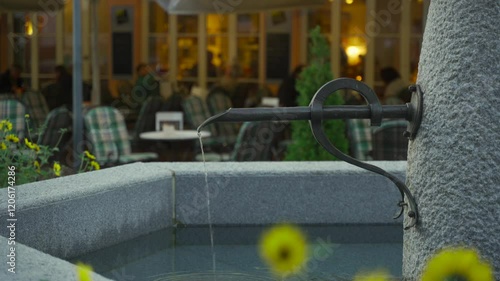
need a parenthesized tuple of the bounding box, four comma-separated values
(0, 161, 406, 280)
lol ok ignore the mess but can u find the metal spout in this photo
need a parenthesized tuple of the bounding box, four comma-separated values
(196, 78, 423, 229)
(197, 104, 410, 133)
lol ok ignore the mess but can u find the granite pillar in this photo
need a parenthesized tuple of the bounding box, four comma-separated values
(403, 0, 500, 279)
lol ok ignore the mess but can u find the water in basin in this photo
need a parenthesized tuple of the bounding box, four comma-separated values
(70, 225, 402, 280)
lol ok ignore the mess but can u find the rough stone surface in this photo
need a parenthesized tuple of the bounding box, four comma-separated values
(0, 161, 407, 279)
(0, 162, 173, 259)
(159, 161, 406, 226)
(404, 0, 500, 279)
(0, 236, 112, 281)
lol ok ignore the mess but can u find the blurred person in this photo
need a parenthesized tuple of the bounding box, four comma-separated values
(278, 65, 304, 107)
(380, 67, 408, 104)
(189, 51, 219, 78)
(0, 64, 25, 94)
(134, 63, 160, 99)
(44, 65, 93, 110)
(207, 51, 219, 78)
(220, 60, 242, 94)
(49, 65, 73, 110)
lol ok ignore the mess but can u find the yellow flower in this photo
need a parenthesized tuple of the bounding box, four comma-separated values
(421, 247, 494, 281)
(84, 150, 96, 160)
(5, 134, 19, 143)
(24, 138, 40, 151)
(0, 142, 6, 150)
(75, 262, 93, 281)
(0, 120, 13, 131)
(53, 162, 61, 177)
(354, 269, 391, 281)
(25, 138, 34, 148)
(34, 161, 41, 173)
(259, 224, 308, 276)
(90, 161, 100, 170)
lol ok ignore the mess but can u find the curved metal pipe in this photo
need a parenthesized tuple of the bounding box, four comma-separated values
(198, 78, 423, 229)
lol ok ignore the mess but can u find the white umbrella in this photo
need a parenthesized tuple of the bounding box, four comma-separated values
(155, 0, 326, 14)
(0, 0, 63, 11)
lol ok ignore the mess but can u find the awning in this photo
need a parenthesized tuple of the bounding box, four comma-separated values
(0, 0, 64, 11)
(155, 0, 327, 14)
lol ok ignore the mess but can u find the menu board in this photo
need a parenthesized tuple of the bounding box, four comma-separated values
(266, 33, 290, 79)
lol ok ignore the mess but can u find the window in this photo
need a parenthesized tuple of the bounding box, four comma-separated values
(39, 13, 56, 75)
(149, 1, 169, 75)
(206, 14, 229, 80)
(236, 14, 260, 80)
(177, 15, 198, 80)
(307, 4, 333, 61)
(410, 0, 425, 83)
(12, 13, 32, 74)
(308, 3, 331, 34)
(373, 0, 401, 84)
(341, 0, 367, 79)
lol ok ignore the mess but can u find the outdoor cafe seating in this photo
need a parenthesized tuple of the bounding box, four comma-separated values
(37, 106, 73, 163)
(230, 121, 290, 161)
(0, 98, 26, 139)
(206, 86, 240, 144)
(83, 106, 158, 166)
(347, 119, 409, 161)
(21, 91, 49, 131)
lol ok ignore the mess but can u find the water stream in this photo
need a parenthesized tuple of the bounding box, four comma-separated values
(198, 132, 216, 279)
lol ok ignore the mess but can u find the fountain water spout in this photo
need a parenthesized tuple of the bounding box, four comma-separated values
(198, 78, 423, 229)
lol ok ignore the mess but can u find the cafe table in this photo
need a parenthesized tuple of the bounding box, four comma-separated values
(139, 130, 211, 161)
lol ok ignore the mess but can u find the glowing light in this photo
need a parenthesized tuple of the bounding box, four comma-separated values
(356, 75, 362, 81)
(346, 46, 361, 57)
(345, 45, 365, 65)
(345, 0, 354, 4)
(25, 19, 33, 36)
(343, 37, 367, 66)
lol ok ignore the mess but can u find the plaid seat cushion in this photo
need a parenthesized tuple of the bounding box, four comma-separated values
(38, 106, 72, 148)
(84, 106, 158, 164)
(22, 91, 49, 130)
(230, 121, 276, 161)
(207, 89, 240, 143)
(372, 119, 409, 160)
(133, 96, 167, 140)
(182, 95, 217, 136)
(346, 119, 372, 161)
(0, 99, 26, 139)
(207, 87, 231, 115)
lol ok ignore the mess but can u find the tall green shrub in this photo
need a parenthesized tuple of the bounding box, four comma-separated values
(285, 26, 348, 160)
